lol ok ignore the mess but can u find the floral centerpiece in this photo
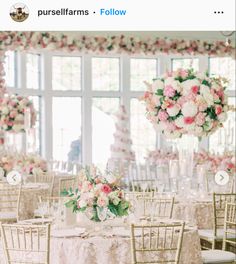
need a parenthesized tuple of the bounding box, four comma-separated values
(62, 166, 130, 222)
(0, 94, 36, 133)
(15, 154, 48, 176)
(141, 68, 229, 139)
(0, 153, 48, 177)
(0, 153, 14, 176)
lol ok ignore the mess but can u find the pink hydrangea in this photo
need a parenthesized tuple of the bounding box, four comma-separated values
(195, 112, 206, 126)
(164, 85, 176, 97)
(158, 110, 169, 121)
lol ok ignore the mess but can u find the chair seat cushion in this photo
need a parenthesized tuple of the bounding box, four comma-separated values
(202, 249, 236, 263)
(198, 229, 236, 240)
(0, 211, 17, 220)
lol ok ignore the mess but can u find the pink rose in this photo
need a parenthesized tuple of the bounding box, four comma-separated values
(191, 85, 199, 94)
(215, 105, 222, 115)
(198, 102, 208, 112)
(101, 184, 112, 194)
(179, 69, 188, 78)
(164, 85, 176, 97)
(184, 117, 195, 125)
(158, 110, 169, 121)
(195, 113, 206, 126)
(97, 196, 108, 207)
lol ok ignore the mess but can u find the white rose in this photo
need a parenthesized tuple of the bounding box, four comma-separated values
(203, 93, 214, 106)
(12, 124, 22, 132)
(182, 101, 198, 117)
(15, 114, 24, 121)
(1, 107, 9, 115)
(200, 84, 210, 95)
(175, 116, 184, 128)
(165, 78, 181, 92)
(184, 123, 195, 131)
(166, 105, 180, 117)
(182, 79, 200, 96)
(78, 199, 87, 208)
(218, 112, 227, 122)
(194, 126, 204, 136)
(152, 80, 164, 92)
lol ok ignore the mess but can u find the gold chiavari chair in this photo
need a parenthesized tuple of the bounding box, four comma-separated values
(59, 176, 76, 196)
(0, 223, 51, 264)
(199, 193, 236, 250)
(201, 203, 236, 264)
(137, 196, 175, 221)
(34, 196, 65, 219)
(130, 222, 185, 264)
(34, 172, 55, 197)
(0, 184, 21, 223)
(223, 203, 236, 252)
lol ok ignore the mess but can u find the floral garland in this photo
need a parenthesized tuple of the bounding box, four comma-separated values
(141, 69, 229, 139)
(0, 31, 235, 57)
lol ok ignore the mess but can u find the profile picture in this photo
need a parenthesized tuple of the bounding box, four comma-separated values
(10, 3, 29, 22)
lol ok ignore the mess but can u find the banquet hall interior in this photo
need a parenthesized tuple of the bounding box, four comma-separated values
(0, 31, 235, 264)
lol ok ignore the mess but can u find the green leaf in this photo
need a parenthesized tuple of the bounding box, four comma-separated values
(202, 79, 211, 87)
(156, 89, 163, 96)
(65, 199, 76, 208)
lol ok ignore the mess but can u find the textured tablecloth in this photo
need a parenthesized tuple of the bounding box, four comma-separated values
(19, 183, 50, 220)
(173, 200, 213, 229)
(0, 228, 202, 264)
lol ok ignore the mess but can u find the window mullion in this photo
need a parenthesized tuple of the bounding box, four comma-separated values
(83, 55, 92, 165)
(43, 52, 53, 160)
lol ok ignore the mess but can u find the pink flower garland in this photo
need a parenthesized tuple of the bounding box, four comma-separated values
(0, 32, 235, 57)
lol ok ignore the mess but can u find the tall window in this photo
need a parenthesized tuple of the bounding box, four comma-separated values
(3, 51, 235, 164)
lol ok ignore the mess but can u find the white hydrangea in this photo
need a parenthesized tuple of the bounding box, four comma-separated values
(152, 80, 164, 92)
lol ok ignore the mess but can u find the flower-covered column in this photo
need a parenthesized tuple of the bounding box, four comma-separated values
(0, 51, 6, 145)
(0, 50, 6, 97)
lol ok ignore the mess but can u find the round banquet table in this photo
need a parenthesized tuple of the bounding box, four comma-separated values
(173, 198, 213, 229)
(48, 227, 203, 264)
(0, 226, 203, 264)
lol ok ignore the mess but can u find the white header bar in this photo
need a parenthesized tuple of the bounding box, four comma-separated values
(0, 0, 235, 31)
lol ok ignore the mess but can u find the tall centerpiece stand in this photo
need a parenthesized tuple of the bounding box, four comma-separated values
(141, 68, 229, 197)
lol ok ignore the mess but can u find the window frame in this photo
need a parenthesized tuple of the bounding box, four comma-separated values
(5, 51, 235, 164)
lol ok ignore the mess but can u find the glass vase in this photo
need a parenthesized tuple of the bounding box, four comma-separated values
(4, 131, 26, 153)
(177, 134, 197, 196)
